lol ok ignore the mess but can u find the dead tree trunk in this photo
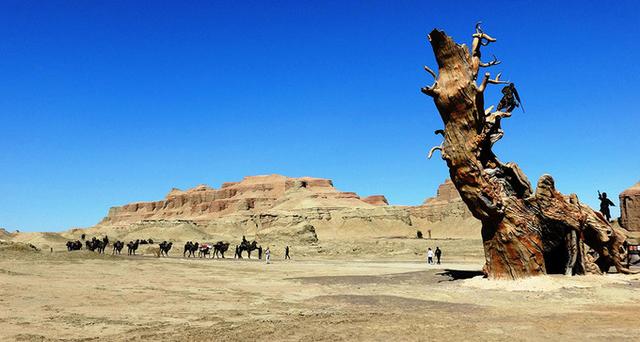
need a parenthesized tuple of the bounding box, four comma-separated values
(422, 24, 634, 279)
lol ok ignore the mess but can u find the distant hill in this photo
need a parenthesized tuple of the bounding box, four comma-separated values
(11, 175, 481, 248)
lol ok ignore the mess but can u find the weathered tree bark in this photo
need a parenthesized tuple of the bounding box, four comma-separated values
(422, 25, 635, 279)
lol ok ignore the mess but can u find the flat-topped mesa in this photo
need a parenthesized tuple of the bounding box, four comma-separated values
(361, 195, 389, 206)
(620, 182, 640, 232)
(422, 179, 461, 205)
(411, 179, 473, 223)
(98, 174, 375, 225)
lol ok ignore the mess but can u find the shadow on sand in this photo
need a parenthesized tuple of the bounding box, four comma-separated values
(436, 269, 484, 281)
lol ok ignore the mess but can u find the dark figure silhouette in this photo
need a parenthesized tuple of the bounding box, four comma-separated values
(285, 246, 290, 260)
(435, 247, 442, 264)
(66, 240, 82, 251)
(213, 241, 230, 258)
(81, 233, 86, 241)
(102, 236, 109, 253)
(598, 191, 616, 221)
(127, 240, 140, 255)
(183, 241, 192, 257)
(198, 244, 211, 258)
(238, 240, 259, 259)
(85, 237, 105, 253)
(258, 246, 263, 260)
(112, 241, 124, 255)
(183, 241, 198, 257)
(159, 241, 173, 257)
(497, 83, 523, 113)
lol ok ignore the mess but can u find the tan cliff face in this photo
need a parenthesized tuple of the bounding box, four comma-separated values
(8, 176, 479, 249)
(361, 195, 389, 206)
(84, 175, 478, 243)
(422, 179, 462, 205)
(410, 178, 474, 231)
(99, 175, 376, 225)
(620, 182, 640, 232)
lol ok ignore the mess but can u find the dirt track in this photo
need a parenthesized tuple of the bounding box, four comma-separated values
(2, 243, 640, 341)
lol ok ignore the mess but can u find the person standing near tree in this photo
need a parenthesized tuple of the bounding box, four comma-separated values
(598, 191, 616, 221)
(435, 247, 442, 264)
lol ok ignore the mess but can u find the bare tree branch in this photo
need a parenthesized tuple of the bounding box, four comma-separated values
(471, 22, 497, 78)
(478, 72, 508, 92)
(423, 65, 437, 79)
(479, 54, 501, 68)
(421, 86, 437, 97)
(427, 144, 443, 159)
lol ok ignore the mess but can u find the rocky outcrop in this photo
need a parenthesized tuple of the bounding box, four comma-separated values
(257, 223, 319, 245)
(620, 182, 640, 232)
(413, 179, 473, 222)
(0, 240, 40, 253)
(361, 195, 389, 206)
(422, 179, 462, 205)
(71, 176, 480, 244)
(99, 175, 365, 226)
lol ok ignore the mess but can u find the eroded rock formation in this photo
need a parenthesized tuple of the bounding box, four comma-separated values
(620, 182, 640, 232)
(100, 175, 375, 225)
(65, 176, 479, 244)
(361, 195, 389, 206)
(421, 24, 633, 278)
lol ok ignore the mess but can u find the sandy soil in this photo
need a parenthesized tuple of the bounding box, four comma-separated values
(1, 239, 640, 341)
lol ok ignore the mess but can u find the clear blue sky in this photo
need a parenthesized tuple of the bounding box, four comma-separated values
(1, 1, 639, 232)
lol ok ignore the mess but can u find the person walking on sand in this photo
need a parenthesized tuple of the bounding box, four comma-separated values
(285, 246, 290, 260)
(265, 247, 271, 264)
(427, 247, 434, 264)
(435, 247, 442, 264)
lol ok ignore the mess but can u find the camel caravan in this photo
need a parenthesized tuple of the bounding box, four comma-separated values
(65, 235, 268, 260)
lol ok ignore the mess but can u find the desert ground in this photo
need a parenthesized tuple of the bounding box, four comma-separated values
(2, 238, 640, 342)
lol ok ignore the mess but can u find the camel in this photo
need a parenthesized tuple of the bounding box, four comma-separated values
(198, 244, 211, 258)
(190, 242, 199, 257)
(112, 241, 124, 255)
(143, 245, 162, 257)
(159, 241, 173, 257)
(66, 240, 82, 251)
(237, 240, 259, 259)
(84, 237, 103, 253)
(127, 239, 140, 255)
(183, 241, 199, 257)
(96, 240, 105, 254)
(213, 241, 230, 258)
(100, 236, 109, 254)
(183, 241, 192, 257)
